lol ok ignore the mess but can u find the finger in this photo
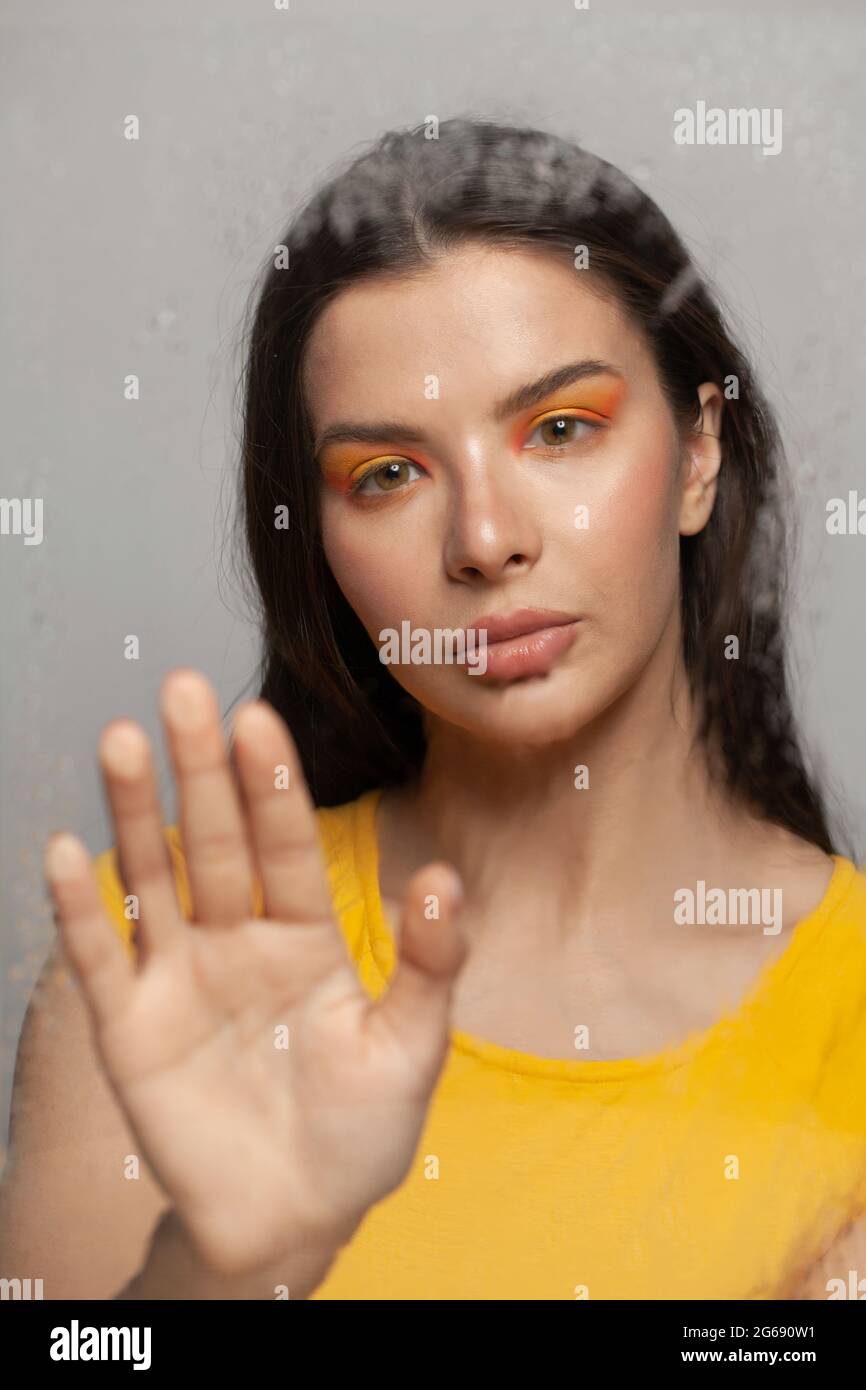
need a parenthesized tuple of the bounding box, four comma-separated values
(231, 699, 335, 923)
(160, 669, 255, 925)
(368, 862, 467, 1073)
(98, 719, 186, 961)
(44, 833, 135, 1026)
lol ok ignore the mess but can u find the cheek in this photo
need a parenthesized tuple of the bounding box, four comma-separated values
(320, 503, 425, 635)
(612, 461, 676, 550)
(573, 446, 680, 614)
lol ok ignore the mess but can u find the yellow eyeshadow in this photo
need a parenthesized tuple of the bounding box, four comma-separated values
(321, 381, 626, 491)
(526, 381, 626, 426)
(322, 455, 399, 494)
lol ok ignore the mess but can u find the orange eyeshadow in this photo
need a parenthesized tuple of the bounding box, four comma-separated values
(321, 453, 409, 494)
(510, 378, 627, 447)
(319, 377, 627, 492)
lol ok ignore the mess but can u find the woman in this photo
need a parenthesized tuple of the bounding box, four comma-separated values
(5, 118, 866, 1300)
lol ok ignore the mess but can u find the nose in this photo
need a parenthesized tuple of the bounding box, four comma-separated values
(442, 460, 542, 583)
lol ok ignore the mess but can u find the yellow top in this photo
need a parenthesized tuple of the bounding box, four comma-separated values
(93, 787, 866, 1299)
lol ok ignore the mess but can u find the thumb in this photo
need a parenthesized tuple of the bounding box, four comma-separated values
(370, 861, 468, 1071)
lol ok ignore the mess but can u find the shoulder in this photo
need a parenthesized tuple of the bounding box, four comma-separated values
(779, 856, 866, 1086)
(842, 856, 866, 922)
(814, 855, 866, 973)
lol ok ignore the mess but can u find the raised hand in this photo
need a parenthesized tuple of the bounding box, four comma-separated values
(44, 669, 466, 1277)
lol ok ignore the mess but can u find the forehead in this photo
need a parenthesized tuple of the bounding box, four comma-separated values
(302, 243, 650, 424)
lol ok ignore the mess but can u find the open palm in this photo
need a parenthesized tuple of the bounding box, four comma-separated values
(44, 669, 466, 1277)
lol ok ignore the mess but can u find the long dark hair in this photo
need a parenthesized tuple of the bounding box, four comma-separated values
(230, 116, 845, 857)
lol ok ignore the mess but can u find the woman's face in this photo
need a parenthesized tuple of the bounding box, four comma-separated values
(303, 242, 718, 747)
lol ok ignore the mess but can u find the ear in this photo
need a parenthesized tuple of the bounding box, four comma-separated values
(678, 381, 724, 537)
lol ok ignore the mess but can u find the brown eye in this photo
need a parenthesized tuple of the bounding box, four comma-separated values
(526, 414, 601, 450)
(354, 459, 423, 495)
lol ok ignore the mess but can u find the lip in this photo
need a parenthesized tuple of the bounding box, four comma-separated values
(468, 607, 579, 643)
(465, 608, 580, 681)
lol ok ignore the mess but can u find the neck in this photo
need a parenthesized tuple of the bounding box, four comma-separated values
(382, 652, 769, 947)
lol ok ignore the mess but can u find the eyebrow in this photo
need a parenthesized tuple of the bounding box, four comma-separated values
(312, 359, 624, 457)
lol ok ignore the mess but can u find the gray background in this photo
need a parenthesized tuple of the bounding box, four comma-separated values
(2, 0, 865, 1149)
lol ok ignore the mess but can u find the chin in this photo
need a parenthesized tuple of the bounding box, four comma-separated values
(425, 671, 603, 749)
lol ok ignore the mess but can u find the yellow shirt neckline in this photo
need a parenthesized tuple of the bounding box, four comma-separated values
(351, 786, 860, 1085)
